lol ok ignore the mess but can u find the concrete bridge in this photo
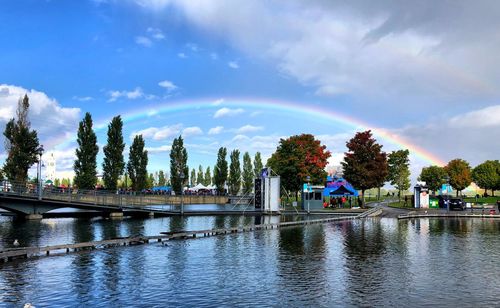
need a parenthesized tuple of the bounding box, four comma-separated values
(0, 186, 228, 219)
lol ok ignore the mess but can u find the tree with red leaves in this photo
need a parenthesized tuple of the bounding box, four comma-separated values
(341, 130, 388, 207)
(267, 134, 331, 200)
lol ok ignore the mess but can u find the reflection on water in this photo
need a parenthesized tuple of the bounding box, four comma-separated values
(1, 218, 500, 306)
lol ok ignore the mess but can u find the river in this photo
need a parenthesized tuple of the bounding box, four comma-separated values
(1, 214, 499, 307)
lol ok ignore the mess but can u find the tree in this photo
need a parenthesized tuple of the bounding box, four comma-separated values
(228, 149, 241, 195)
(341, 130, 388, 207)
(254, 152, 263, 178)
(242, 152, 253, 194)
(54, 178, 60, 187)
(197, 165, 204, 184)
(158, 170, 166, 186)
(445, 159, 472, 196)
(170, 136, 188, 194)
(204, 167, 212, 186)
(472, 160, 499, 196)
(74, 112, 99, 189)
(418, 165, 447, 194)
(190, 168, 196, 187)
(3, 95, 42, 183)
(147, 172, 155, 188)
(127, 135, 148, 191)
(267, 134, 331, 199)
(213, 147, 228, 194)
(387, 149, 411, 201)
(102, 116, 125, 190)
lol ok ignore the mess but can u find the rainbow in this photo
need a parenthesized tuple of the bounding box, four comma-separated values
(53, 97, 446, 166)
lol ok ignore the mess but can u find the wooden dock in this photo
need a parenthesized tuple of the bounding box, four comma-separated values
(0, 215, 358, 263)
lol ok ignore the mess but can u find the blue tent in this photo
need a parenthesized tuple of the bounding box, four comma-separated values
(152, 186, 172, 192)
(323, 177, 359, 197)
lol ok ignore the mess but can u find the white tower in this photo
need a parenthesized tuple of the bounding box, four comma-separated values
(46, 152, 56, 182)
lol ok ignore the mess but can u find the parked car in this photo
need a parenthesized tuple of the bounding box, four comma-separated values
(449, 198, 466, 211)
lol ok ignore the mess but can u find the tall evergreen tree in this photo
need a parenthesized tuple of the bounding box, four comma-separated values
(102, 116, 125, 190)
(253, 152, 263, 178)
(204, 166, 212, 186)
(341, 130, 388, 207)
(127, 135, 148, 191)
(3, 95, 42, 183)
(158, 170, 166, 186)
(242, 152, 253, 194)
(170, 136, 188, 194)
(387, 149, 411, 201)
(190, 168, 196, 187)
(228, 149, 241, 195)
(147, 172, 155, 188)
(213, 147, 228, 194)
(197, 165, 204, 184)
(74, 112, 99, 189)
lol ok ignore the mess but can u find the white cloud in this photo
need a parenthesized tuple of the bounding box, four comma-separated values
(158, 80, 178, 92)
(228, 61, 239, 69)
(147, 27, 165, 40)
(107, 87, 144, 102)
(135, 36, 152, 47)
(72, 96, 93, 102)
(0, 84, 80, 151)
(134, 1, 500, 112)
(208, 126, 224, 135)
(182, 126, 203, 137)
(235, 124, 263, 134)
(448, 105, 500, 128)
(131, 124, 182, 141)
(214, 107, 244, 118)
(177, 52, 187, 58)
(212, 98, 224, 106)
(146, 144, 172, 154)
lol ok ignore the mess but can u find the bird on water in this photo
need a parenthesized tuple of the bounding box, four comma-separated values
(13, 239, 20, 246)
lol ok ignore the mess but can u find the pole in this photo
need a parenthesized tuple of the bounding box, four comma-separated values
(38, 153, 42, 201)
(181, 187, 184, 215)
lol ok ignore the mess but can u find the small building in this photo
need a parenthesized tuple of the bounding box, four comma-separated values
(301, 184, 325, 211)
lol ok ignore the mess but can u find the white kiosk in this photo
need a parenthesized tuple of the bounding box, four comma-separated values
(254, 167, 280, 214)
(414, 181, 429, 209)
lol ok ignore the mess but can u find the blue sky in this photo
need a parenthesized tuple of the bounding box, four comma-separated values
(1, 0, 499, 182)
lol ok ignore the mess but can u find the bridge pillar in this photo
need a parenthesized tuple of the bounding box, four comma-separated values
(109, 212, 124, 218)
(25, 214, 43, 220)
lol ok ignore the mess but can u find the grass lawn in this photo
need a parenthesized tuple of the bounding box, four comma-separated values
(463, 196, 499, 204)
(387, 200, 414, 209)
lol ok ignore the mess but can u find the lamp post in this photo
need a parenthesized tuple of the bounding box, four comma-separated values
(37, 145, 44, 201)
(179, 172, 185, 215)
(445, 175, 450, 212)
(306, 176, 311, 214)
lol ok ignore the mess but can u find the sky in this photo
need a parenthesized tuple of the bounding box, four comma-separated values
(0, 0, 499, 184)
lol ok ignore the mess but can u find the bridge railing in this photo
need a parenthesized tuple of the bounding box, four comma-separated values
(1, 181, 228, 209)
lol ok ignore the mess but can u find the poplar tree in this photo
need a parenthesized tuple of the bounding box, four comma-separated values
(102, 116, 125, 190)
(127, 135, 148, 191)
(158, 170, 166, 186)
(213, 147, 228, 194)
(228, 149, 241, 195)
(242, 152, 254, 194)
(204, 166, 212, 186)
(253, 152, 263, 178)
(74, 112, 99, 189)
(197, 165, 204, 184)
(387, 149, 411, 201)
(3, 95, 42, 183)
(190, 168, 196, 187)
(170, 136, 188, 194)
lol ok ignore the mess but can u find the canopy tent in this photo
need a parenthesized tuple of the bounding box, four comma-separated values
(189, 183, 208, 192)
(323, 177, 359, 197)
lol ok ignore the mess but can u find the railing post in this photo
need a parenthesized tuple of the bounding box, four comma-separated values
(94, 190, 97, 205)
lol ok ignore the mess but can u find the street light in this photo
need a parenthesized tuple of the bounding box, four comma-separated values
(179, 172, 185, 215)
(306, 176, 311, 214)
(37, 145, 44, 201)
